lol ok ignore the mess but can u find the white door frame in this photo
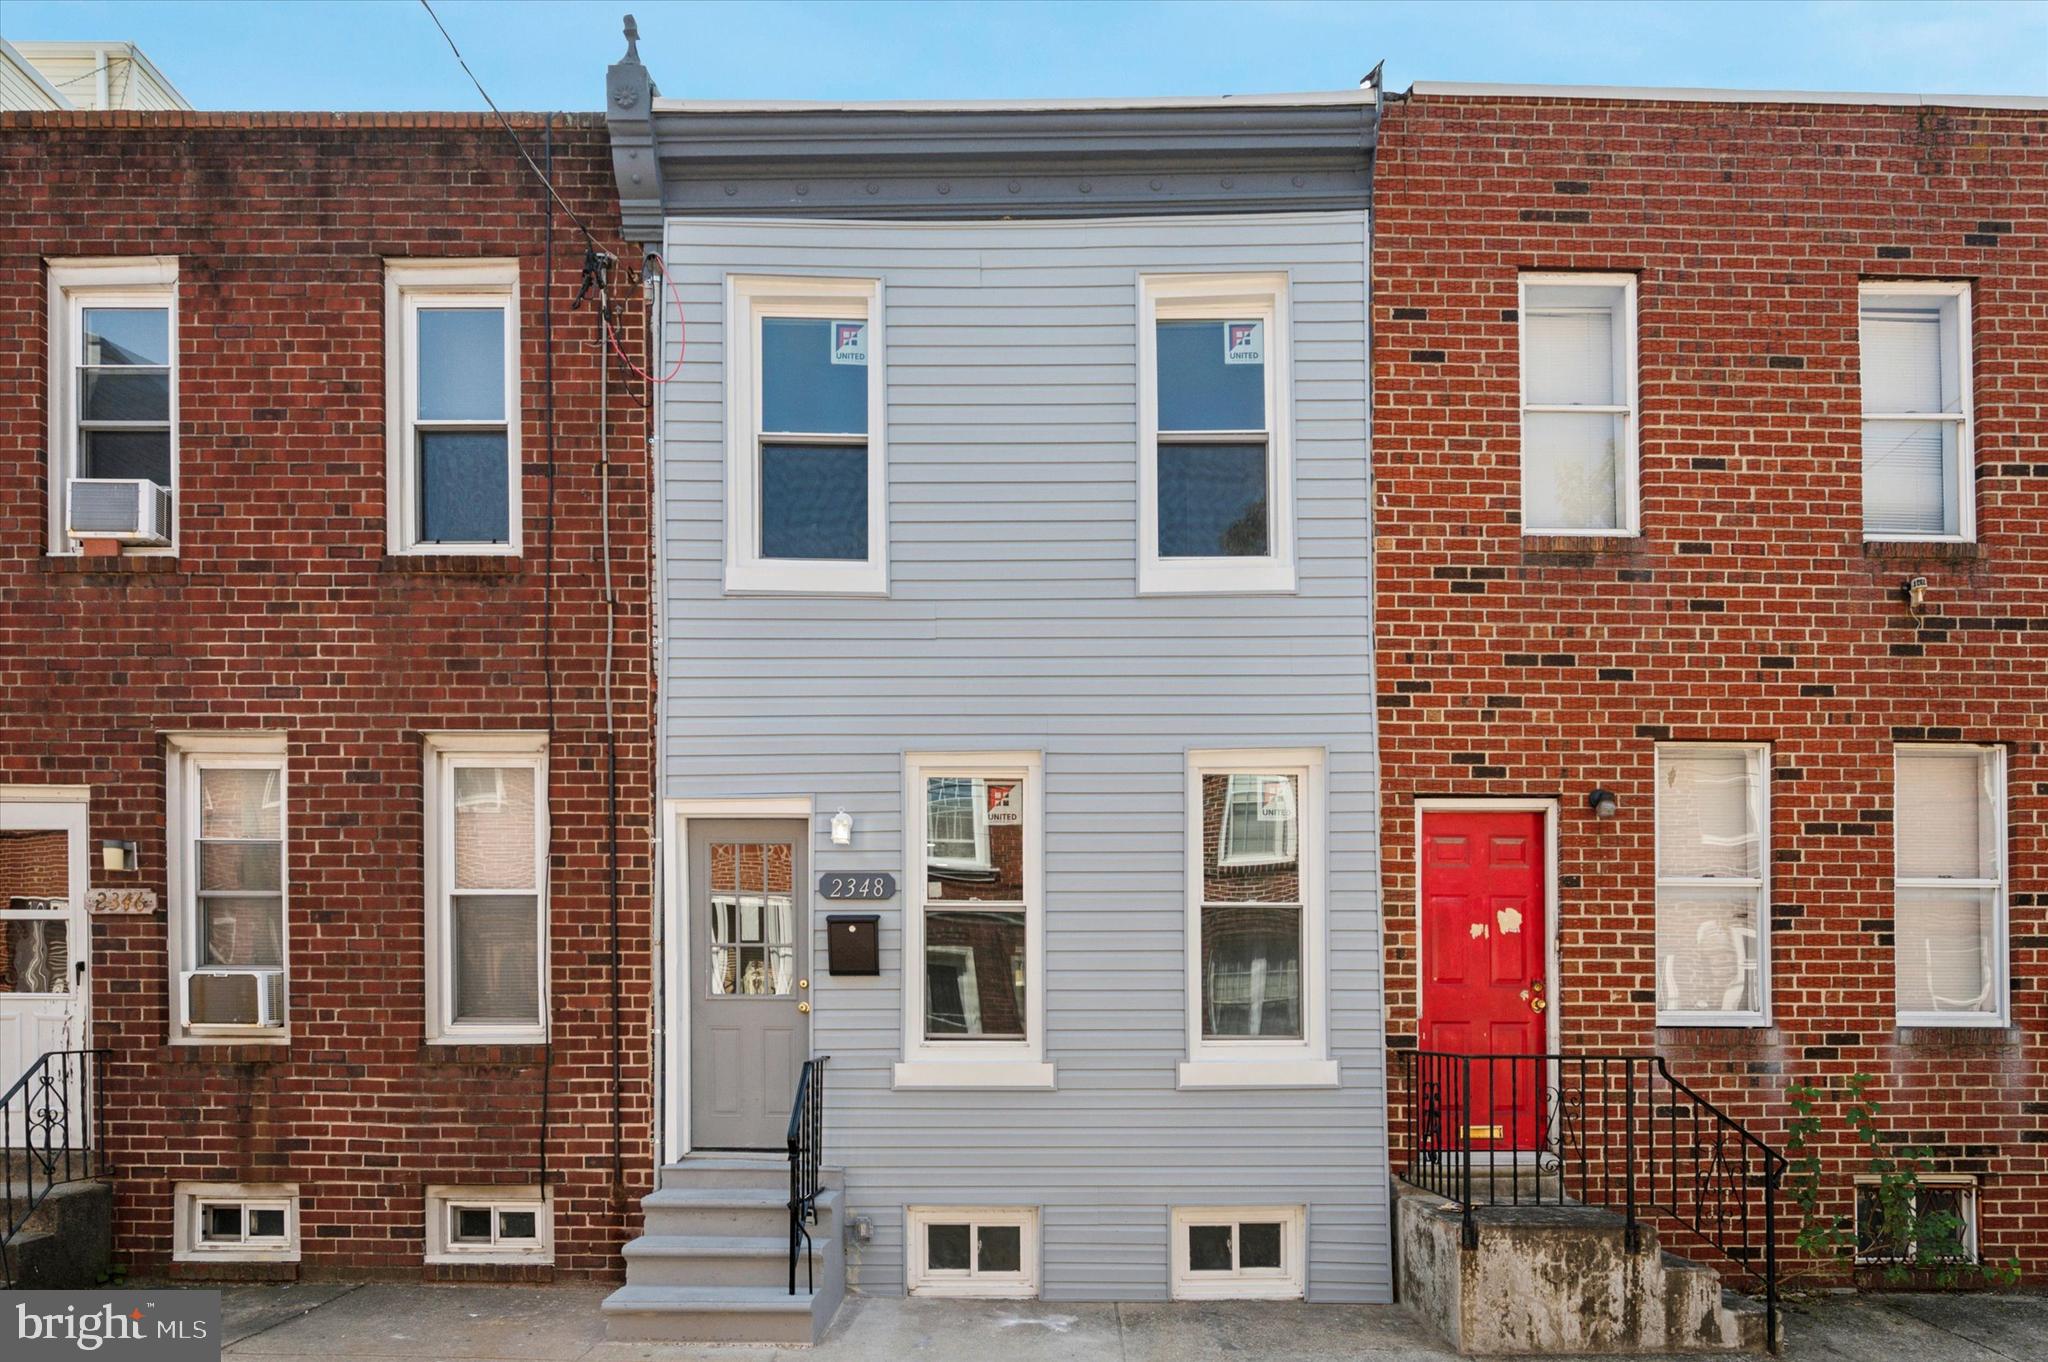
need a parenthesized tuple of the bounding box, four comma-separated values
(1412, 798, 1561, 1056)
(0, 787, 94, 1067)
(659, 796, 814, 1165)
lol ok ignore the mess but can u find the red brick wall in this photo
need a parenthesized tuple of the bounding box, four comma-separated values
(1373, 93, 2046, 1281)
(0, 112, 654, 1280)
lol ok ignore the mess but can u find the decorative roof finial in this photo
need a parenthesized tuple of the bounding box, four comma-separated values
(622, 14, 641, 64)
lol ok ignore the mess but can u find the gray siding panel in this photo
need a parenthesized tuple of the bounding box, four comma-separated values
(661, 210, 1386, 1303)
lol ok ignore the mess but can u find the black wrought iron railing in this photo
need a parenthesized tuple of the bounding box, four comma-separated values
(786, 1055, 827, 1296)
(3, 1048, 112, 1287)
(1398, 1050, 1784, 1354)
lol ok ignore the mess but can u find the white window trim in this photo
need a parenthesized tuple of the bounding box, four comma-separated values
(1518, 271, 1639, 537)
(1859, 280, 1975, 543)
(46, 256, 180, 557)
(1169, 1205, 1305, 1300)
(423, 731, 549, 1044)
(384, 259, 521, 556)
(905, 1206, 1040, 1298)
(165, 731, 290, 1046)
(425, 1184, 553, 1265)
(1893, 743, 2008, 1027)
(173, 1182, 300, 1263)
(1654, 743, 1771, 1028)
(1179, 749, 1336, 1089)
(894, 751, 1053, 1090)
(1137, 272, 1296, 595)
(724, 274, 888, 596)
(1853, 1173, 1979, 1265)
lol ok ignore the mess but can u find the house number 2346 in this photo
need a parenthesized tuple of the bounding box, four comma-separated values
(818, 873, 896, 901)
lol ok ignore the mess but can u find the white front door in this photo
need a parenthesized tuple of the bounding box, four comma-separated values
(0, 797, 91, 1134)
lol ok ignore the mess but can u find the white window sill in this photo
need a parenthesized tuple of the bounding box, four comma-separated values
(1173, 1277, 1303, 1301)
(425, 1249, 552, 1267)
(174, 1030, 290, 1047)
(909, 1279, 1039, 1299)
(725, 559, 888, 597)
(1138, 558, 1295, 596)
(173, 1245, 299, 1264)
(1655, 1013, 1771, 1029)
(1896, 1013, 2010, 1030)
(1177, 1058, 1339, 1090)
(391, 545, 522, 558)
(893, 1059, 1057, 1090)
(1863, 535, 1974, 545)
(428, 1029, 547, 1046)
(1522, 528, 1640, 539)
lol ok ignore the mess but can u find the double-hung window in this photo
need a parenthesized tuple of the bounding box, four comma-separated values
(167, 733, 288, 1040)
(1181, 751, 1335, 1088)
(897, 753, 1049, 1088)
(1654, 744, 1769, 1026)
(47, 257, 178, 553)
(424, 733, 548, 1043)
(1138, 273, 1295, 594)
(1859, 282, 1973, 540)
(726, 276, 886, 594)
(1519, 273, 1638, 535)
(386, 260, 520, 554)
(1894, 746, 2006, 1026)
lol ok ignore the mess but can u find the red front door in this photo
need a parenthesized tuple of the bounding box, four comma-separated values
(1420, 808, 1547, 1151)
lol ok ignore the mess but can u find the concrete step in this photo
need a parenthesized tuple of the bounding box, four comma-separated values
(1, 1180, 111, 1288)
(640, 1184, 839, 1239)
(600, 1284, 824, 1345)
(657, 1157, 845, 1192)
(622, 1233, 796, 1289)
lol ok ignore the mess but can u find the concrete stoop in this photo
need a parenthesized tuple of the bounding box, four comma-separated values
(3, 1178, 113, 1289)
(602, 1157, 844, 1345)
(1396, 1182, 1770, 1354)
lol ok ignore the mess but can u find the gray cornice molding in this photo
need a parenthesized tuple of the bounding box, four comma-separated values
(605, 17, 663, 244)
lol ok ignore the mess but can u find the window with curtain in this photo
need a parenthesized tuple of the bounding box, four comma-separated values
(1860, 284, 1972, 539)
(181, 759, 287, 1030)
(1655, 745, 1767, 1022)
(1894, 747, 2004, 1022)
(428, 741, 546, 1040)
(1521, 275, 1636, 534)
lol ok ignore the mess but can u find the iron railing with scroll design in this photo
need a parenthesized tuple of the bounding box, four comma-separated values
(3, 1048, 111, 1287)
(1398, 1050, 1784, 1354)
(786, 1055, 827, 1295)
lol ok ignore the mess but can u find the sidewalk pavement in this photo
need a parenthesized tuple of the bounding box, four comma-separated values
(215, 1281, 2047, 1362)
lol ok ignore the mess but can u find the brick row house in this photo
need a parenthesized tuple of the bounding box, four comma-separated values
(1372, 84, 2046, 1291)
(0, 111, 654, 1279)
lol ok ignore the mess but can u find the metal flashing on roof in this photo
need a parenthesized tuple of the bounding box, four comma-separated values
(603, 23, 1375, 242)
(1405, 80, 2048, 112)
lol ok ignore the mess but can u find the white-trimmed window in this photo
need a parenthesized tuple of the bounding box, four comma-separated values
(166, 733, 289, 1042)
(1894, 745, 2006, 1026)
(1137, 273, 1295, 595)
(1181, 751, 1335, 1089)
(725, 275, 886, 595)
(1860, 282, 1973, 541)
(46, 257, 179, 554)
(174, 1183, 299, 1263)
(385, 259, 520, 555)
(905, 1207, 1039, 1298)
(895, 752, 1050, 1089)
(1655, 744, 1769, 1026)
(1170, 1206, 1304, 1300)
(424, 732, 548, 1043)
(425, 1185, 552, 1264)
(1855, 1175, 1978, 1266)
(1519, 273, 1638, 535)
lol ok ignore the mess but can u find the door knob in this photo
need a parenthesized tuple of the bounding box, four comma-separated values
(799, 978, 809, 990)
(797, 1001, 811, 1014)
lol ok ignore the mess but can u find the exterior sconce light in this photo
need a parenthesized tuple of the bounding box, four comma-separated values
(1902, 576, 1929, 616)
(830, 809, 853, 846)
(1587, 789, 1619, 820)
(102, 840, 138, 872)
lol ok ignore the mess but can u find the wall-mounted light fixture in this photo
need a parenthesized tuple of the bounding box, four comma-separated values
(101, 840, 138, 873)
(1587, 788, 1619, 820)
(830, 809, 853, 846)
(1901, 575, 1929, 616)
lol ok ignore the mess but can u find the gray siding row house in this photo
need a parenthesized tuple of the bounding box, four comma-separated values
(603, 31, 1384, 1340)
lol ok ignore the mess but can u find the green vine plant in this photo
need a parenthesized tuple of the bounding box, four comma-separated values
(1783, 1073, 2020, 1290)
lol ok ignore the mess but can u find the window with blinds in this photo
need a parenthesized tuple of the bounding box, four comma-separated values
(1894, 746, 2005, 1024)
(1859, 283, 1972, 540)
(1655, 745, 1768, 1024)
(426, 736, 547, 1042)
(1520, 274, 1637, 534)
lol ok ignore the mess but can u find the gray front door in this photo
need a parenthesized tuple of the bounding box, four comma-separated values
(689, 819, 809, 1150)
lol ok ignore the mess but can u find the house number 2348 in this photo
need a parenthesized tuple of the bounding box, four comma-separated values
(818, 873, 896, 901)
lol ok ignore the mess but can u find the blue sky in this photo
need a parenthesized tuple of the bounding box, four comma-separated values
(4, 1, 2043, 109)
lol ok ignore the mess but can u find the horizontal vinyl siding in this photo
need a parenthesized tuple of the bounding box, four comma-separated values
(660, 210, 1386, 1302)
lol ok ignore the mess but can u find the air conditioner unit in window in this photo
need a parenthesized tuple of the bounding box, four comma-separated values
(183, 969, 285, 1028)
(67, 478, 172, 545)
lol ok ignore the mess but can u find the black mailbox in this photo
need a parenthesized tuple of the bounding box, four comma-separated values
(825, 914, 881, 976)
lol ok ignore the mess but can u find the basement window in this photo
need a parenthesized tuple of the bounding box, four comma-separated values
(1855, 1176, 1978, 1266)
(1169, 1206, 1304, 1299)
(905, 1207, 1038, 1298)
(175, 1183, 299, 1263)
(426, 1186, 553, 1264)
